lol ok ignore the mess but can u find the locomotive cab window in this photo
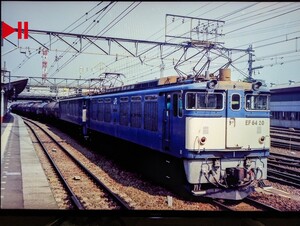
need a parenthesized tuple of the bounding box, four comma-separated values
(245, 94, 270, 110)
(231, 94, 240, 110)
(173, 93, 183, 117)
(186, 92, 223, 110)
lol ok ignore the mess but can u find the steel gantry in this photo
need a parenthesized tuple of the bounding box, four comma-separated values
(3, 15, 256, 99)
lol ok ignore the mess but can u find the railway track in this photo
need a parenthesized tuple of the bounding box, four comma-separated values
(267, 164, 300, 189)
(212, 197, 280, 211)
(23, 117, 132, 210)
(269, 153, 300, 169)
(270, 127, 300, 151)
(19, 117, 299, 211)
(267, 152, 300, 188)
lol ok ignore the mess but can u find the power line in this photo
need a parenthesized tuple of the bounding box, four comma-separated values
(85, 2, 236, 81)
(11, 2, 109, 74)
(47, 2, 117, 76)
(6, 2, 300, 86)
(62, 1, 105, 32)
(216, 2, 260, 20)
(225, 7, 300, 35)
(97, 2, 141, 36)
(225, 2, 286, 24)
(48, 2, 141, 78)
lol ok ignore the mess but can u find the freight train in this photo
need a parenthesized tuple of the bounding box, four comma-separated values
(11, 69, 271, 200)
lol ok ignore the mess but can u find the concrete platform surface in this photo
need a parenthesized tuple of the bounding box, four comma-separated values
(1, 113, 58, 209)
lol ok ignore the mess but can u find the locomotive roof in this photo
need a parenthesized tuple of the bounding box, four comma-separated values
(60, 76, 269, 101)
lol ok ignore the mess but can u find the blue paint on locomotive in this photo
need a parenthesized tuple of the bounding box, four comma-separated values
(87, 83, 189, 155)
(53, 76, 271, 200)
(59, 96, 89, 126)
(58, 80, 271, 160)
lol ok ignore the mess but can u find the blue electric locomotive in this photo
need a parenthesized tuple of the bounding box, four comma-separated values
(58, 69, 270, 200)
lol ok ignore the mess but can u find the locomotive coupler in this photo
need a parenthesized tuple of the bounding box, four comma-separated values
(225, 167, 246, 187)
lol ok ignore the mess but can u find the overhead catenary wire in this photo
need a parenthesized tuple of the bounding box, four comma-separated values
(11, 2, 112, 74)
(216, 2, 260, 20)
(225, 7, 300, 35)
(98, 1, 298, 81)
(6, 2, 300, 85)
(224, 2, 289, 24)
(25, 2, 288, 81)
(47, 2, 118, 76)
(48, 2, 142, 78)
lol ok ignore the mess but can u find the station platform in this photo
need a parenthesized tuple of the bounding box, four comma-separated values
(1, 113, 58, 209)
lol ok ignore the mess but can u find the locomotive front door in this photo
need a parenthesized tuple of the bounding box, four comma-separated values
(226, 90, 245, 148)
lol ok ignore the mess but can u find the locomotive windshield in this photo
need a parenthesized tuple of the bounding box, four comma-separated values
(245, 94, 270, 110)
(186, 92, 223, 110)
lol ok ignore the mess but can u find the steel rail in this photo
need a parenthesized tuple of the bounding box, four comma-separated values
(23, 117, 132, 210)
(244, 197, 281, 212)
(23, 119, 85, 210)
(269, 153, 300, 162)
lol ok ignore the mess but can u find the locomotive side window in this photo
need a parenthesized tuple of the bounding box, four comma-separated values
(65, 101, 69, 116)
(173, 94, 178, 117)
(71, 102, 75, 116)
(144, 95, 158, 131)
(104, 98, 111, 122)
(130, 96, 142, 128)
(90, 101, 94, 120)
(173, 93, 183, 117)
(186, 92, 223, 110)
(120, 97, 129, 126)
(91, 100, 97, 120)
(245, 94, 270, 110)
(62, 101, 69, 116)
(69, 102, 73, 116)
(186, 93, 196, 109)
(98, 99, 104, 121)
(231, 94, 240, 110)
(178, 94, 183, 117)
(73, 102, 76, 116)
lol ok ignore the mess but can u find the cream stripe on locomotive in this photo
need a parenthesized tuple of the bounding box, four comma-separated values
(186, 117, 226, 150)
(185, 117, 270, 150)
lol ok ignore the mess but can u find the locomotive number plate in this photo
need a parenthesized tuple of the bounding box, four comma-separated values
(245, 120, 264, 126)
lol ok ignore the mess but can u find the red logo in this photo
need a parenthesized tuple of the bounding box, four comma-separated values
(1, 21, 28, 39)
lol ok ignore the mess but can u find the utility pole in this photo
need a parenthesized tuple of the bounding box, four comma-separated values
(248, 44, 263, 81)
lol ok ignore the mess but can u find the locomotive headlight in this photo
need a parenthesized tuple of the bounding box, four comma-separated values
(259, 136, 265, 144)
(252, 81, 262, 90)
(199, 136, 207, 145)
(206, 80, 218, 89)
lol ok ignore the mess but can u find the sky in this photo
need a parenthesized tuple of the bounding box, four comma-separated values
(1, 1, 300, 88)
